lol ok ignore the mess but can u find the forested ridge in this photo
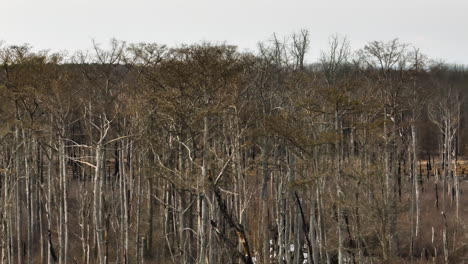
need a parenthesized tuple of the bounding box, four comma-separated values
(0, 33, 467, 264)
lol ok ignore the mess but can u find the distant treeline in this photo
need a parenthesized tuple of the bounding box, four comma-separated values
(0, 33, 467, 264)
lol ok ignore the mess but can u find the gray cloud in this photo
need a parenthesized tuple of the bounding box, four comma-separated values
(2, 0, 467, 64)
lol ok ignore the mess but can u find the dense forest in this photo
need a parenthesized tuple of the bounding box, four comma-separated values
(0, 32, 467, 264)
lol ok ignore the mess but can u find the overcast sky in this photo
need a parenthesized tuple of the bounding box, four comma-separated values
(2, 0, 467, 64)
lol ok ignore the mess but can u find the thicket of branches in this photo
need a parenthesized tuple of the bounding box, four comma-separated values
(0, 33, 467, 264)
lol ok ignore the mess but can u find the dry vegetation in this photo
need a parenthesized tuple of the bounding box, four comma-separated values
(0, 33, 467, 264)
